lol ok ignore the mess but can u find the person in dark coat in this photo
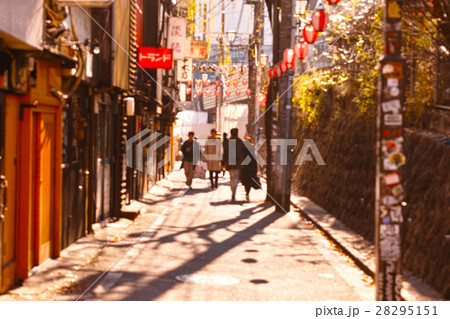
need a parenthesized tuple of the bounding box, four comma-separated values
(223, 128, 246, 201)
(221, 132, 228, 176)
(181, 131, 200, 187)
(240, 136, 260, 202)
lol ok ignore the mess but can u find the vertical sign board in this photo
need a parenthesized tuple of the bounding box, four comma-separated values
(376, 0, 405, 301)
(167, 17, 187, 60)
(176, 58, 193, 82)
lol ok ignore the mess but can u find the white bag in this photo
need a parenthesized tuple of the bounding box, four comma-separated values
(193, 161, 207, 179)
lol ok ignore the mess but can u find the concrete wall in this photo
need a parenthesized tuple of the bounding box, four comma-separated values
(292, 111, 450, 298)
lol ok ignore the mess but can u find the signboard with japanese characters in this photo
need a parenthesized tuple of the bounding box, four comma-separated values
(176, 58, 193, 82)
(137, 47, 173, 69)
(167, 17, 187, 60)
(188, 40, 208, 59)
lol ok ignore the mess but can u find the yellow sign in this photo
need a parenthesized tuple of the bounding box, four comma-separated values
(387, 1, 402, 19)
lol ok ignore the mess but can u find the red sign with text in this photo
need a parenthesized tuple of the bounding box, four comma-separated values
(138, 47, 173, 69)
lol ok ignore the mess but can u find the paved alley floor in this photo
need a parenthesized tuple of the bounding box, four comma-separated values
(1, 168, 375, 301)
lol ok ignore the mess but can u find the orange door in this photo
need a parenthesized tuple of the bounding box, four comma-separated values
(0, 94, 19, 292)
(34, 113, 55, 265)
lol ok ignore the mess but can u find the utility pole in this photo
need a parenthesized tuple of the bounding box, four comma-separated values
(247, 0, 264, 142)
(216, 0, 225, 133)
(265, 0, 280, 202)
(267, 0, 294, 212)
(375, 0, 406, 301)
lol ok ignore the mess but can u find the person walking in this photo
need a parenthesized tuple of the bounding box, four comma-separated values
(221, 132, 228, 177)
(240, 136, 260, 202)
(181, 131, 200, 187)
(202, 129, 222, 189)
(223, 128, 246, 202)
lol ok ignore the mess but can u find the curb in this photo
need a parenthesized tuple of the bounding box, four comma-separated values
(290, 194, 444, 301)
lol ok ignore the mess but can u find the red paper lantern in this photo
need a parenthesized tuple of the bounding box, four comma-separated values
(195, 79, 202, 86)
(303, 24, 318, 44)
(278, 63, 285, 75)
(225, 80, 231, 87)
(195, 89, 202, 96)
(215, 90, 221, 97)
(326, 0, 340, 5)
(268, 69, 273, 79)
(257, 94, 267, 107)
(214, 80, 220, 87)
(233, 80, 238, 87)
(312, 10, 328, 32)
(273, 66, 279, 78)
(235, 89, 241, 96)
(186, 87, 192, 95)
(205, 89, 211, 96)
(294, 42, 309, 60)
(187, 80, 192, 86)
(242, 79, 248, 85)
(283, 48, 295, 65)
(204, 79, 211, 87)
(246, 89, 252, 95)
(225, 90, 231, 97)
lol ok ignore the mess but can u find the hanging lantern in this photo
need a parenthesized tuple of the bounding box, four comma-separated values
(195, 89, 202, 96)
(214, 80, 220, 87)
(208, 64, 217, 73)
(246, 89, 252, 95)
(186, 87, 192, 95)
(235, 89, 241, 96)
(283, 48, 295, 66)
(187, 80, 192, 86)
(326, 0, 340, 5)
(294, 42, 309, 60)
(219, 65, 227, 74)
(303, 24, 318, 44)
(312, 10, 328, 32)
(195, 79, 202, 86)
(225, 90, 231, 97)
(281, 62, 289, 73)
(242, 79, 248, 86)
(215, 90, 221, 97)
(205, 89, 211, 96)
(204, 79, 211, 87)
(199, 63, 207, 73)
(225, 80, 231, 87)
(278, 63, 286, 75)
(233, 80, 238, 87)
(272, 67, 279, 78)
(268, 69, 273, 79)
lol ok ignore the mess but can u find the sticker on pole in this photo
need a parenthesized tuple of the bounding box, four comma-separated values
(380, 224, 401, 262)
(384, 114, 402, 126)
(383, 173, 400, 187)
(382, 100, 401, 113)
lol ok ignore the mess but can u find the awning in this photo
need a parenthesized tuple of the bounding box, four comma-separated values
(56, 0, 114, 7)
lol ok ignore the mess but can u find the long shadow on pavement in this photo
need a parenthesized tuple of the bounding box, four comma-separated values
(118, 203, 284, 300)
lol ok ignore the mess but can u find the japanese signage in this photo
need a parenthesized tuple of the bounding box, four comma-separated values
(168, 17, 187, 60)
(188, 40, 208, 59)
(137, 47, 173, 69)
(177, 59, 193, 82)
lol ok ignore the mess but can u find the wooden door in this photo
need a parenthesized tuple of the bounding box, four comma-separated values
(34, 113, 55, 265)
